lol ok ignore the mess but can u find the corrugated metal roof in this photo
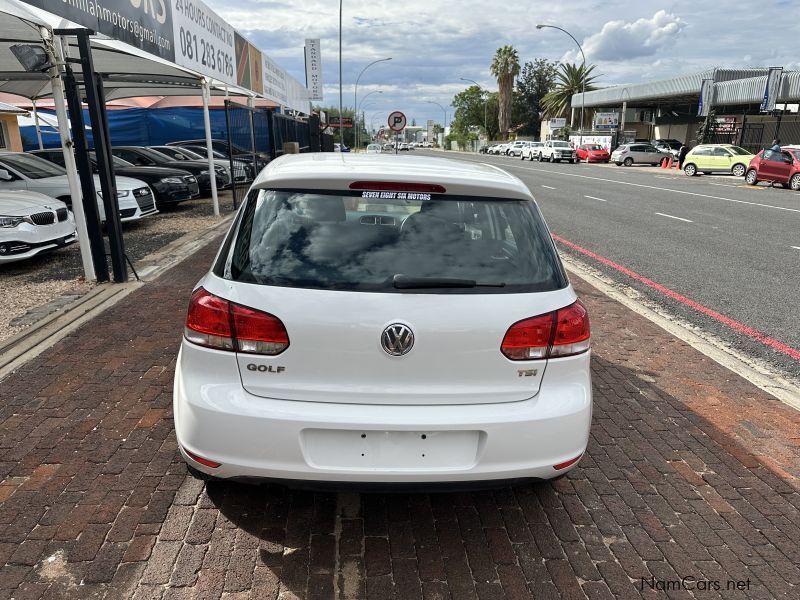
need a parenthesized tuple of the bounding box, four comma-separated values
(573, 68, 772, 107)
(701, 71, 800, 106)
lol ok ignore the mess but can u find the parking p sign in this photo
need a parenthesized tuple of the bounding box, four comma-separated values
(388, 111, 407, 132)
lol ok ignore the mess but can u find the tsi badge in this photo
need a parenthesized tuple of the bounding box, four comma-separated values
(247, 364, 285, 374)
(517, 369, 538, 378)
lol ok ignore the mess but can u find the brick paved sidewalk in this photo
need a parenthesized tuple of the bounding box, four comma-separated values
(1, 239, 799, 600)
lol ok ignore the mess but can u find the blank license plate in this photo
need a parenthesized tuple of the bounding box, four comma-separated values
(302, 429, 481, 471)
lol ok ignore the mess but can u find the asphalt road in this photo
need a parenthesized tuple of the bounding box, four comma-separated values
(419, 150, 800, 383)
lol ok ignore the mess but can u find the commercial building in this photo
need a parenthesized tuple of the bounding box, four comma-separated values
(567, 68, 800, 152)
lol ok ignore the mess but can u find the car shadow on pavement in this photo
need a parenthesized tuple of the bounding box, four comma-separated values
(193, 355, 800, 598)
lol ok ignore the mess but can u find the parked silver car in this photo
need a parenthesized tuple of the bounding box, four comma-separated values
(0, 153, 157, 223)
(610, 144, 671, 167)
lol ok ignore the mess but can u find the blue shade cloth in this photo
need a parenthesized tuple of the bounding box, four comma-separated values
(20, 107, 274, 153)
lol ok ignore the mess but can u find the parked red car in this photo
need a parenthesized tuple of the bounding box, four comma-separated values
(745, 147, 800, 190)
(575, 144, 610, 163)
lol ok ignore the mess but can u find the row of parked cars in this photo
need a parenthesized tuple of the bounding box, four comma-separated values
(482, 137, 800, 189)
(0, 140, 261, 264)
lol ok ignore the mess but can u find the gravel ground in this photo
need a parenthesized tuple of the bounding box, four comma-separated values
(0, 189, 240, 344)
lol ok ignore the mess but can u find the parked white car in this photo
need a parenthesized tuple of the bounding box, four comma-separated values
(521, 142, 545, 161)
(0, 191, 76, 263)
(366, 144, 382, 154)
(493, 143, 510, 155)
(539, 140, 577, 163)
(174, 153, 592, 485)
(507, 141, 530, 157)
(0, 153, 157, 223)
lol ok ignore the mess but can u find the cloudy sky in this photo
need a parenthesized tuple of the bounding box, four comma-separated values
(207, 0, 800, 125)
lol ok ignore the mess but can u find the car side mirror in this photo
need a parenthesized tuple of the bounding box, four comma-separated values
(0, 168, 13, 181)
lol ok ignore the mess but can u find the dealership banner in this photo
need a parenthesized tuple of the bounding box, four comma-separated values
(760, 67, 783, 113)
(170, 0, 236, 86)
(304, 38, 322, 102)
(698, 78, 714, 117)
(22, 0, 176, 62)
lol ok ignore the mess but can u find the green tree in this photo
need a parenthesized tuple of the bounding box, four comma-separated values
(512, 59, 559, 136)
(540, 63, 598, 128)
(490, 45, 520, 140)
(450, 86, 500, 140)
(696, 108, 716, 144)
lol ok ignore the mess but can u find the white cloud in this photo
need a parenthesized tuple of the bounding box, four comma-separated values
(204, 1, 795, 125)
(573, 10, 687, 62)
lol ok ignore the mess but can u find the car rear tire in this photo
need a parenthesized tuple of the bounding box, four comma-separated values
(684, 164, 697, 176)
(745, 169, 759, 185)
(791, 173, 800, 191)
(623, 157, 633, 167)
(615, 162, 622, 166)
(731, 163, 746, 177)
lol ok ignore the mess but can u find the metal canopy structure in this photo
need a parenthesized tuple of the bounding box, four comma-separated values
(572, 69, 777, 109)
(0, 0, 288, 282)
(0, 15, 257, 102)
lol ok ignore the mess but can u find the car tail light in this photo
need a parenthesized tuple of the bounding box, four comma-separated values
(183, 448, 221, 469)
(184, 288, 289, 355)
(553, 454, 582, 470)
(501, 300, 590, 360)
(549, 300, 590, 357)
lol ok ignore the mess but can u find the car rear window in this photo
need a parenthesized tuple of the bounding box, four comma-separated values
(215, 189, 566, 294)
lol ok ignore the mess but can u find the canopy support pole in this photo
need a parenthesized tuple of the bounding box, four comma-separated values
(201, 79, 219, 217)
(31, 99, 43, 150)
(47, 34, 94, 282)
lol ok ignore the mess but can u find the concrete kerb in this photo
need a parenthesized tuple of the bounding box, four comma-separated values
(562, 254, 800, 412)
(0, 212, 234, 382)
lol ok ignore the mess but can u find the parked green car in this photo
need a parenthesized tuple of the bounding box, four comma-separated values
(682, 144, 754, 177)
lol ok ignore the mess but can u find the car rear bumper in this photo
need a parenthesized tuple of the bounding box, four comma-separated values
(173, 341, 592, 483)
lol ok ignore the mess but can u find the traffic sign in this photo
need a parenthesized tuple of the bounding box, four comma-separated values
(388, 111, 407, 132)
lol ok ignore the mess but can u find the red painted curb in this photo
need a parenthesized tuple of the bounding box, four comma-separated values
(553, 234, 800, 361)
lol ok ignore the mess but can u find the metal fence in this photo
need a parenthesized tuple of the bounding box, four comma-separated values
(271, 113, 311, 155)
(737, 117, 800, 155)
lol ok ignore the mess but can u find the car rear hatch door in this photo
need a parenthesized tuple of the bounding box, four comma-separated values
(222, 283, 575, 406)
(212, 186, 572, 406)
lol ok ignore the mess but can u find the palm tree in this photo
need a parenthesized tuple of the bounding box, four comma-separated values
(541, 63, 598, 128)
(490, 46, 520, 140)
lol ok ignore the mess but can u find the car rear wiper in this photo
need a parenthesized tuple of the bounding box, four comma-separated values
(391, 274, 506, 289)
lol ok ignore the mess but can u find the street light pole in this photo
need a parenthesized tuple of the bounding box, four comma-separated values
(425, 100, 448, 149)
(338, 0, 343, 146)
(460, 77, 487, 141)
(354, 57, 391, 149)
(536, 24, 587, 145)
(355, 89, 383, 149)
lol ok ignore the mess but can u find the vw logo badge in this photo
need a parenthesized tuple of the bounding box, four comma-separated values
(381, 323, 414, 356)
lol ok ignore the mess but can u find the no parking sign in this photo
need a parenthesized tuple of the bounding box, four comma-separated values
(388, 111, 407, 132)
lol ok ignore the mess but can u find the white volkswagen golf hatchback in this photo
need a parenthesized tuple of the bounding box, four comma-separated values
(174, 153, 592, 486)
